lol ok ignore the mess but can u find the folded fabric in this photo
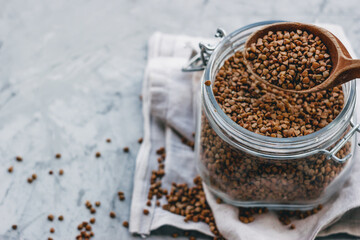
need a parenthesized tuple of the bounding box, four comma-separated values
(130, 32, 213, 237)
(129, 24, 360, 240)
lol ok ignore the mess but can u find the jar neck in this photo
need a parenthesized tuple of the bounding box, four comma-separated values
(201, 22, 356, 159)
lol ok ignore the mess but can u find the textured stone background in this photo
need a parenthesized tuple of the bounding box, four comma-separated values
(0, 0, 358, 239)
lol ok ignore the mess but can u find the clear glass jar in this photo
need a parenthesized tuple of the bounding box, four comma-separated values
(193, 21, 359, 210)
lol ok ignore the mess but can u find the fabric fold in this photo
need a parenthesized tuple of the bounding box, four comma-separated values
(150, 57, 195, 140)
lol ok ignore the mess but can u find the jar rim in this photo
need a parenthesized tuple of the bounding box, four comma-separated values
(202, 21, 356, 157)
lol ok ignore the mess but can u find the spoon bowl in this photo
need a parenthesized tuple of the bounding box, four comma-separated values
(244, 22, 360, 93)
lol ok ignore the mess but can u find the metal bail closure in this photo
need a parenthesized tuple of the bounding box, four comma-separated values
(182, 28, 226, 72)
(323, 122, 360, 163)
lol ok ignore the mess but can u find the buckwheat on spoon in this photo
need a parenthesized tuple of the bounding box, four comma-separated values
(244, 22, 360, 93)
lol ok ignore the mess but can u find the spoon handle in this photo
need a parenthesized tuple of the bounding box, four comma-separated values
(334, 58, 360, 86)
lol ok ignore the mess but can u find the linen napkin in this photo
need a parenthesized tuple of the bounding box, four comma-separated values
(129, 24, 360, 240)
(130, 33, 214, 237)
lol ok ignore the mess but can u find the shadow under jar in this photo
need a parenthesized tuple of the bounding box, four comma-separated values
(193, 21, 359, 210)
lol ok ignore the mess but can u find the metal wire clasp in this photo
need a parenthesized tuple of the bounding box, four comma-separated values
(182, 28, 226, 72)
(322, 122, 360, 163)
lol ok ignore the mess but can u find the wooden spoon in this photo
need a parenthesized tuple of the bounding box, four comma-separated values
(244, 22, 360, 94)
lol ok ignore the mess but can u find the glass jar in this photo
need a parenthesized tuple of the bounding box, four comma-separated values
(189, 21, 359, 210)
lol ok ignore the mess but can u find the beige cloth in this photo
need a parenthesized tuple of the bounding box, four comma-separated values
(129, 24, 360, 240)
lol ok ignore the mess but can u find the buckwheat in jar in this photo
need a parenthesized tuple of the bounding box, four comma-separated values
(186, 21, 359, 210)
